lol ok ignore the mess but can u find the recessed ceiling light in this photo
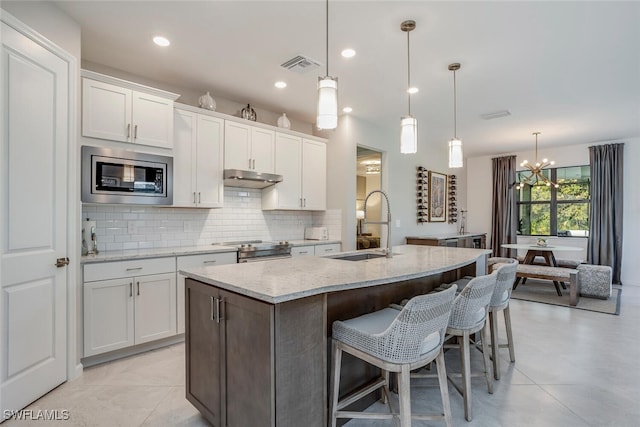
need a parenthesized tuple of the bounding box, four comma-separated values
(341, 48, 356, 58)
(407, 87, 419, 94)
(153, 36, 170, 47)
(342, 107, 353, 113)
(274, 81, 287, 89)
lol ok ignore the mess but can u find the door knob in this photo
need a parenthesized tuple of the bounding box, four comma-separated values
(55, 257, 70, 267)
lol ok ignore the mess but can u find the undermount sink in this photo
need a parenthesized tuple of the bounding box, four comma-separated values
(331, 252, 388, 261)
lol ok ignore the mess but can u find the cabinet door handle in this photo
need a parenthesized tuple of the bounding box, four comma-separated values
(216, 297, 224, 323)
(210, 296, 214, 321)
(299, 251, 308, 255)
(203, 260, 217, 264)
(198, 192, 201, 203)
(193, 192, 196, 203)
(137, 281, 140, 296)
(126, 267, 143, 272)
(134, 124, 138, 139)
(248, 158, 252, 169)
(252, 159, 255, 170)
(303, 198, 307, 207)
(300, 198, 303, 207)
(129, 282, 133, 297)
(127, 123, 131, 139)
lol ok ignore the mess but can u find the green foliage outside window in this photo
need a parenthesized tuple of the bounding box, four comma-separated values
(517, 166, 590, 236)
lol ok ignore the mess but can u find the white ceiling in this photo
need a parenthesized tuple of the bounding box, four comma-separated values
(54, 0, 640, 157)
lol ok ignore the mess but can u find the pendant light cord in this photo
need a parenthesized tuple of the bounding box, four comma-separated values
(453, 70, 457, 139)
(407, 29, 411, 115)
(325, 0, 329, 76)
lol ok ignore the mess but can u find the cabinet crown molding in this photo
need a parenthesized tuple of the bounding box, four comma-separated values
(81, 69, 180, 101)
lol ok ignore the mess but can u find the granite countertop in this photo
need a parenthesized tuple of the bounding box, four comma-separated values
(287, 239, 342, 247)
(406, 232, 486, 240)
(81, 245, 238, 264)
(181, 245, 490, 304)
(80, 240, 342, 264)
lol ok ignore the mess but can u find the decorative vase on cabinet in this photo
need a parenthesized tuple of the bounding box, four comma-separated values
(241, 103, 257, 121)
(198, 91, 216, 111)
(277, 113, 291, 129)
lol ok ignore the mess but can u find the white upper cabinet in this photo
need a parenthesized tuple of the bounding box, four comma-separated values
(262, 134, 326, 210)
(224, 120, 275, 173)
(173, 107, 224, 208)
(81, 70, 179, 149)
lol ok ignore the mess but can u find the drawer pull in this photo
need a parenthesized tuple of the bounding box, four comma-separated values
(126, 267, 143, 271)
(299, 251, 309, 255)
(203, 260, 217, 264)
(210, 296, 214, 321)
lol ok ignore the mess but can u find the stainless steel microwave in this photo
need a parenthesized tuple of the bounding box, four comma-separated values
(82, 146, 173, 205)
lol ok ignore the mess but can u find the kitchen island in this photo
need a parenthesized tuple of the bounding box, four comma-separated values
(181, 245, 490, 427)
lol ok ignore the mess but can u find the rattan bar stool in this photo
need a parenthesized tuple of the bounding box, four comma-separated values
(413, 271, 497, 421)
(329, 286, 458, 427)
(487, 259, 518, 379)
(440, 258, 518, 381)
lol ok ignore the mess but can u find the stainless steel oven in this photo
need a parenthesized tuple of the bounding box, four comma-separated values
(82, 146, 173, 205)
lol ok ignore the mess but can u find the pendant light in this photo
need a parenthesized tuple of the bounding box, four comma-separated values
(448, 63, 463, 168)
(400, 20, 417, 154)
(317, 0, 338, 130)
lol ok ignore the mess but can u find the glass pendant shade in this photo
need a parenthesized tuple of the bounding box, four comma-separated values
(448, 138, 463, 168)
(400, 116, 418, 154)
(317, 76, 338, 130)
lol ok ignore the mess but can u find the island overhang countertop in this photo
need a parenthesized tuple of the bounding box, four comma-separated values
(180, 244, 491, 304)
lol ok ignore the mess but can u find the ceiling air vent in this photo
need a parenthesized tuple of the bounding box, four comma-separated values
(480, 110, 511, 120)
(280, 55, 321, 73)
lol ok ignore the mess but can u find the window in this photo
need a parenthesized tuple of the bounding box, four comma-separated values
(517, 166, 590, 236)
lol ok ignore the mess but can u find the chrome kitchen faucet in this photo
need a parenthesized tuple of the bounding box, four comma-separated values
(363, 190, 392, 257)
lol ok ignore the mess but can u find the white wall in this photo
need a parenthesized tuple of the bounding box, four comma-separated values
(325, 115, 462, 252)
(467, 138, 640, 285)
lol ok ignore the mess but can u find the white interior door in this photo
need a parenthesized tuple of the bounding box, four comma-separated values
(1, 20, 69, 413)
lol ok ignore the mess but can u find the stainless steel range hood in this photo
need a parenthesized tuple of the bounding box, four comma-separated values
(223, 169, 283, 189)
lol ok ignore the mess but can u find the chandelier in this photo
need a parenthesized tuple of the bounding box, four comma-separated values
(516, 132, 559, 190)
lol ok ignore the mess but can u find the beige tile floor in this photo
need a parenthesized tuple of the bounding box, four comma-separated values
(5, 284, 640, 426)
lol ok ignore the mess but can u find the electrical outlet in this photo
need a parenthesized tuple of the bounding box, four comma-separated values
(127, 221, 138, 234)
(395, 220, 401, 228)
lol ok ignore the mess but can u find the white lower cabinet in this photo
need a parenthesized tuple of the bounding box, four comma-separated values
(291, 245, 315, 257)
(314, 243, 341, 255)
(83, 258, 177, 357)
(291, 243, 342, 257)
(176, 252, 237, 334)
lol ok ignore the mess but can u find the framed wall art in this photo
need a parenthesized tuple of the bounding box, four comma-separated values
(428, 171, 447, 222)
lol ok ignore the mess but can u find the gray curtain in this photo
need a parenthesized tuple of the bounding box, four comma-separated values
(491, 155, 518, 257)
(588, 143, 624, 284)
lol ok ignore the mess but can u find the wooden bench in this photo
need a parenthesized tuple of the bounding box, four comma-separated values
(514, 264, 580, 306)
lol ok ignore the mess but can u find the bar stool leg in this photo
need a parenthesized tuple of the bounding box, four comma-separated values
(481, 322, 494, 394)
(489, 310, 501, 380)
(435, 350, 453, 427)
(504, 306, 516, 362)
(460, 331, 472, 421)
(329, 339, 342, 427)
(397, 364, 412, 427)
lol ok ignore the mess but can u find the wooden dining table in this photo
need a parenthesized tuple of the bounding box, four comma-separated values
(501, 243, 584, 291)
(500, 243, 583, 267)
